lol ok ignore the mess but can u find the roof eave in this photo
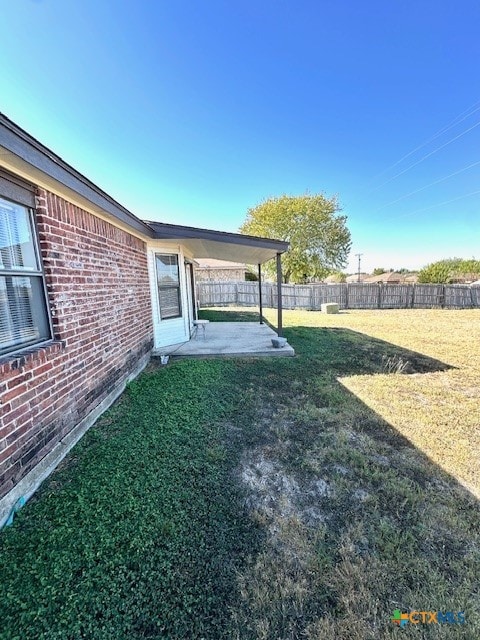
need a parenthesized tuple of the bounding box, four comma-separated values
(147, 221, 289, 254)
(0, 113, 290, 254)
(0, 113, 154, 238)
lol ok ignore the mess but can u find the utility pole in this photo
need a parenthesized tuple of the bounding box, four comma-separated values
(355, 253, 363, 282)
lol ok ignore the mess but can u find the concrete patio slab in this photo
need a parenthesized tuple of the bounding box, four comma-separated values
(154, 322, 295, 358)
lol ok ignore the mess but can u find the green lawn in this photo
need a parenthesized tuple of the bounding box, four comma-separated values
(1, 309, 479, 639)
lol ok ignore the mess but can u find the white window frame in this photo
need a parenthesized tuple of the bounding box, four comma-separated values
(0, 191, 52, 357)
(155, 253, 182, 320)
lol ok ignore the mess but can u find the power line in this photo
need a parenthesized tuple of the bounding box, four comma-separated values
(375, 159, 480, 212)
(371, 118, 480, 193)
(369, 98, 480, 185)
(388, 188, 480, 222)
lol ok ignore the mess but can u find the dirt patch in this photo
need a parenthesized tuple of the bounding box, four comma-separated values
(239, 448, 333, 536)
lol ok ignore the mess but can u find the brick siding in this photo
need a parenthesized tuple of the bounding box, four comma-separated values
(0, 188, 153, 499)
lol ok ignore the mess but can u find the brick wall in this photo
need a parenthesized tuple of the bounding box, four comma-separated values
(0, 188, 153, 499)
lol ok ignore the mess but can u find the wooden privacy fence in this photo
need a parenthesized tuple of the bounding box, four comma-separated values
(197, 281, 480, 310)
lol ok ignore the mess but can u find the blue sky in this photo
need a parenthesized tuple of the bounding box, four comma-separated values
(2, 0, 479, 273)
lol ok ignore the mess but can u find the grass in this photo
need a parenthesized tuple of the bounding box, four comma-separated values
(259, 307, 480, 498)
(1, 308, 479, 639)
(0, 360, 258, 640)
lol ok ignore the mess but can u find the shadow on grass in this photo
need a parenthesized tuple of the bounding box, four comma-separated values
(0, 315, 477, 640)
(224, 325, 478, 638)
(199, 307, 453, 375)
(289, 325, 453, 374)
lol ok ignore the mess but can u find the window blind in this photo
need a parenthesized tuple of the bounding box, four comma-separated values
(0, 195, 51, 356)
(156, 254, 182, 319)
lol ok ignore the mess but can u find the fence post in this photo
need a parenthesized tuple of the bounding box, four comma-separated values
(345, 283, 349, 309)
(377, 284, 382, 308)
(276, 253, 283, 336)
(441, 285, 445, 309)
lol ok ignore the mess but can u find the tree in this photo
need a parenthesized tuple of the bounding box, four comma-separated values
(240, 194, 351, 283)
(373, 268, 386, 276)
(326, 270, 347, 283)
(418, 258, 480, 283)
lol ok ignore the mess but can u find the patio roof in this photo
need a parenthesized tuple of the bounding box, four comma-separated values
(0, 113, 289, 266)
(146, 221, 289, 264)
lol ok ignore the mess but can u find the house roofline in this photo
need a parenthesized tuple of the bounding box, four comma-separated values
(0, 112, 154, 238)
(0, 113, 290, 255)
(145, 220, 289, 253)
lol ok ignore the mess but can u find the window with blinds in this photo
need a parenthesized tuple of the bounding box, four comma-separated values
(0, 196, 51, 356)
(155, 254, 182, 319)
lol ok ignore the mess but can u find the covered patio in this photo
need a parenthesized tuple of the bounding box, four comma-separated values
(147, 222, 294, 358)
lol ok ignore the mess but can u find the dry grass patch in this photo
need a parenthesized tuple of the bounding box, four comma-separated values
(201, 307, 480, 638)
(262, 308, 480, 496)
(229, 382, 479, 638)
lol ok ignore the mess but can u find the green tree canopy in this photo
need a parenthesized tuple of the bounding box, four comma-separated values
(326, 270, 347, 283)
(373, 268, 386, 276)
(418, 258, 480, 283)
(240, 194, 351, 283)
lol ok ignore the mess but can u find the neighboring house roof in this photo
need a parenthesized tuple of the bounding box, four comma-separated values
(0, 112, 289, 264)
(449, 274, 480, 284)
(346, 273, 368, 283)
(363, 272, 404, 283)
(323, 274, 344, 284)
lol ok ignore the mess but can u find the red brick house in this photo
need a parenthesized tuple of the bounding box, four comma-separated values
(0, 114, 288, 527)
